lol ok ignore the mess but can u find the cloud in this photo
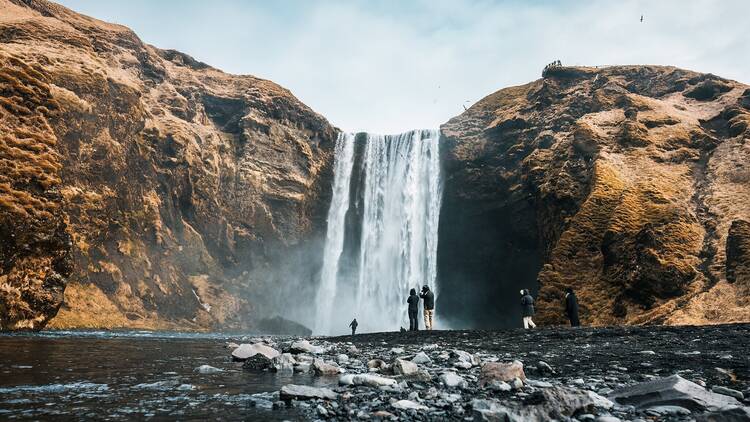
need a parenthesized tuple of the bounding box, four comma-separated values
(58, 0, 750, 133)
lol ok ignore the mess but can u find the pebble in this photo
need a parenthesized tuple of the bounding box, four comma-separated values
(711, 385, 744, 400)
(439, 372, 467, 389)
(412, 351, 432, 364)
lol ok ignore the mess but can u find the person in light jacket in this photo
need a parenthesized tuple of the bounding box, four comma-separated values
(520, 289, 536, 329)
(420, 285, 435, 330)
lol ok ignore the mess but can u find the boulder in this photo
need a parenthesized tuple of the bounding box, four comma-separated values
(696, 406, 750, 422)
(412, 352, 432, 365)
(392, 399, 428, 411)
(712, 386, 745, 400)
(452, 349, 479, 366)
(472, 387, 613, 422)
(293, 362, 311, 373)
(393, 358, 419, 376)
(231, 343, 280, 361)
(279, 384, 338, 401)
(339, 373, 398, 388)
(609, 375, 742, 411)
(479, 360, 526, 386)
(312, 359, 342, 375)
(242, 353, 273, 371)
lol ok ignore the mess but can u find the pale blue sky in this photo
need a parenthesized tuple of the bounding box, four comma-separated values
(57, 0, 750, 133)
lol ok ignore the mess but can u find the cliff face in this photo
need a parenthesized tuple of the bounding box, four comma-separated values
(440, 66, 750, 327)
(0, 0, 336, 330)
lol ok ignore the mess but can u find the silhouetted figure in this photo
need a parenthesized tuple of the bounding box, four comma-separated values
(407, 288, 420, 331)
(640, 15, 643, 23)
(349, 318, 358, 336)
(565, 287, 580, 327)
(420, 285, 435, 330)
(520, 289, 536, 329)
(400, 326, 406, 333)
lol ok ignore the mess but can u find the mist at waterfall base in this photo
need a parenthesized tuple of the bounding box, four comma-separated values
(314, 130, 443, 335)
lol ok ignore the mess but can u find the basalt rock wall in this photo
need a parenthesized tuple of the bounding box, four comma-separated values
(439, 65, 750, 327)
(0, 0, 336, 330)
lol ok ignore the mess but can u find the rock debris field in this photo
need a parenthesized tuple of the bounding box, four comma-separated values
(228, 324, 750, 421)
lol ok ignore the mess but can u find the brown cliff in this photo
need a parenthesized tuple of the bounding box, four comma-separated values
(440, 65, 750, 327)
(0, 0, 336, 330)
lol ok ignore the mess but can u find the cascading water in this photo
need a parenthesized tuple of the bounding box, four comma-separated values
(315, 129, 442, 335)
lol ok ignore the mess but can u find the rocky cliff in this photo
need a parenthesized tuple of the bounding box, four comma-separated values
(0, 0, 336, 330)
(440, 65, 750, 327)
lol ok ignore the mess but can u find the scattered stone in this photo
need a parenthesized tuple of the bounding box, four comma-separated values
(368, 359, 387, 369)
(392, 399, 428, 410)
(452, 349, 479, 366)
(696, 405, 750, 422)
(412, 352, 432, 365)
(372, 410, 395, 418)
(609, 375, 742, 411)
(712, 385, 745, 400)
(473, 386, 613, 421)
(486, 380, 512, 392)
(440, 372, 467, 389)
(645, 405, 692, 416)
(479, 360, 526, 386)
(526, 379, 554, 388)
(336, 354, 349, 364)
(194, 364, 222, 374)
(279, 384, 338, 401)
(316, 404, 328, 417)
(390, 347, 405, 355)
(538, 360, 555, 375)
(393, 358, 419, 376)
(231, 343, 280, 361)
(510, 377, 524, 390)
(595, 416, 621, 422)
(339, 373, 398, 388)
(271, 353, 296, 373)
(293, 362, 311, 373)
(243, 353, 273, 371)
(422, 344, 439, 351)
(312, 359, 342, 375)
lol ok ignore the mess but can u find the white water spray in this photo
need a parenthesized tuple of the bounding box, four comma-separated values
(315, 130, 442, 335)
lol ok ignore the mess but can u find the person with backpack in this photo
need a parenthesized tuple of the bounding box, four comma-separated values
(420, 285, 435, 330)
(349, 318, 358, 336)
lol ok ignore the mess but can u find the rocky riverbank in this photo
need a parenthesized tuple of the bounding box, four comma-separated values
(228, 324, 750, 421)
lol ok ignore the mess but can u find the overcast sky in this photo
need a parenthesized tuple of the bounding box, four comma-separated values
(57, 0, 750, 134)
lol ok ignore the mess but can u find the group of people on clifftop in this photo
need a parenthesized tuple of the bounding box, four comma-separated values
(348, 284, 579, 335)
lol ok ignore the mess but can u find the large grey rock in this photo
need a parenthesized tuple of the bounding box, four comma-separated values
(242, 353, 273, 371)
(712, 386, 745, 400)
(393, 358, 419, 376)
(452, 349, 479, 366)
(609, 375, 742, 411)
(231, 343, 280, 361)
(696, 406, 750, 422)
(472, 387, 613, 422)
(271, 353, 296, 373)
(479, 361, 526, 386)
(194, 364, 222, 374)
(339, 373, 398, 388)
(279, 384, 338, 401)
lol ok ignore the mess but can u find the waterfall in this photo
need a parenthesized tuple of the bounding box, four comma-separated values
(315, 129, 442, 335)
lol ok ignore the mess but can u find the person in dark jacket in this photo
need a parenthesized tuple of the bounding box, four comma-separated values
(520, 289, 536, 329)
(565, 287, 580, 327)
(349, 318, 358, 336)
(420, 285, 435, 330)
(407, 288, 420, 331)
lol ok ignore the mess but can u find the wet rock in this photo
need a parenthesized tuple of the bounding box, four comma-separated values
(393, 358, 418, 376)
(288, 340, 325, 354)
(712, 385, 745, 400)
(293, 362, 311, 373)
(537, 361, 554, 375)
(372, 410, 395, 418)
(243, 353, 273, 371)
(452, 349, 479, 366)
(339, 373, 398, 388)
(609, 375, 742, 411)
(279, 384, 338, 401)
(412, 352, 432, 365)
(392, 399, 428, 410)
(194, 364, 222, 374)
(646, 405, 692, 416)
(595, 416, 621, 422)
(473, 386, 613, 421)
(479, 360, 526, 386)
(231, 343, 280, 361)
(271, 353, 296, 373)
(696, 406, 750, 421)
(336, 354, 349, 364)
(486, 380, 512, 392)
(312, 359, 342, 375)
(390, 347, 405, 355)
(440, 371, 467, 389)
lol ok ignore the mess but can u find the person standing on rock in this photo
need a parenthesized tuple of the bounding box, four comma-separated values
(407, 288, 420, 331)
(349, 318, 358, 336)
(420, 285, 435, 330)
(520, 289, 536, 329)
(565, 287, 580, 327)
